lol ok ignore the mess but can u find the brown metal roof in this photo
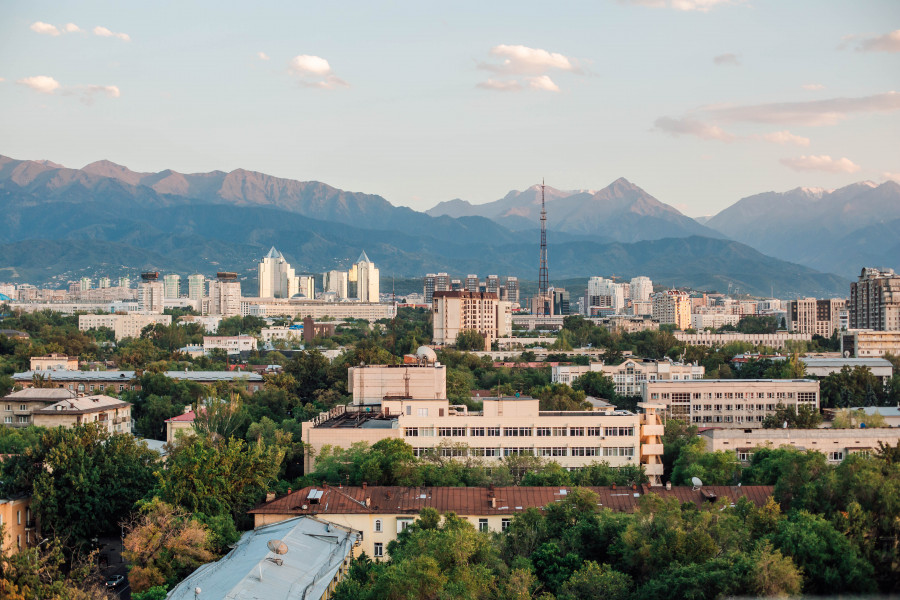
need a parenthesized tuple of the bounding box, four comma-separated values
(249, 484, 774, 518)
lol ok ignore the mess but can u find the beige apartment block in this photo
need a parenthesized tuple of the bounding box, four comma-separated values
(78, 313, 173, 341)
(30, 353, 79, 371)
(553, 359, 704, 397)
(849, 267, 900, 331)
(204, 273, 242, 317)
(240, 298, 396, 321)
(302, 396, 660, 478)
(652, 290, 691, 330)
(32, 395, 132, 434)
(788, 297, 845, 337)
(249, 482, 770, 560)
(202, 335, 257, 354)
(0, 496, 35, 554)
(674, 331, 812, 348)
(1, 388, 76, 428)
(432, 291, 512, 351)
(700, 427, 900, 464)
(841, 329, 900, 358)
(349, 364, 447, 404)
(690, 312, 740, 330)
(642, 379, 820, 428)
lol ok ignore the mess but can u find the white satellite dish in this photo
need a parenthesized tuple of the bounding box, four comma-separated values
(691, 477, 703, 490)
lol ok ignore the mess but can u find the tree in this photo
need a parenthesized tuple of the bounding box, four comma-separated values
(455, 329, 486, 351)
(670, 437, 741, 485)
(831, 408, 887, 429)
(572, 371, 617, 401)
(559, 561, 633, 600)
(192, 396, 248, 441)
(762, 403, 823, 429)
(0, 424, 158, 550)
(122, 498, 216, 593)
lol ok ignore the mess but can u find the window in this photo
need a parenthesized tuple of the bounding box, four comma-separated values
(482, 448, 500, 457)
(798, 392, 816, 402)
(587, 427, 601, 436)
(420, 427, 435, 437)
(3, 417, 10, 424)
(501, 518, 511, 531)
(17, 416, 27, 424)
(417, 408, 428, 417)
(374, 519, 382, 533)
(478, 518, 489, 532)
(571, 447, 597, 456)
(551, 427, 567, 436)
(828, 451, 844, 462)
(569, 427, 584, 436)
(487, 427, 501, 437)
(374, 543, 383, 557)
(672, 393, 690, 401)
(405, 406, 412, 415)
(438, 427, 453, 436)
(397, 518, 414, 533)
(19, 404, 26, 411)
(451, 427, 466, 436)
(714, 404, 722, 411)
(602, 446, 635, 457)
(405, 428, 419, 437)
(470, 427, 485, 437)
(17, 510, 21, 525)
(536, 427, 551, 436)
(603, 427, 635, 437)
(504, 427, 531, 436)
(503, 447, 532, 456)
(737, 451, 753, 462)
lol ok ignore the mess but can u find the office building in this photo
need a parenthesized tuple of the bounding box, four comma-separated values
(350, 251, 379, 302)
(163, 274, 181, 299)
(504, 276, 519, 304)
(297, 275, 315, 299)
(849, 267, 900, 331)
(258, 247, 300, 299)
(551, 288, 570, 316)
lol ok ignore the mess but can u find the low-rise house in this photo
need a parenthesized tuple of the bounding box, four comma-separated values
(0, 496, 35, 553)
(30, 353, 79, 371)
(32, 394, 132, 434)
(164, 408, 197, 444)
(166, 516, 358, 600)
(1, 388, 76, 428)
(249, 484, 774, 560)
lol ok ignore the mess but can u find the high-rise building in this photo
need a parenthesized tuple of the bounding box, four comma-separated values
(118, 277, 131, 289)
(630, 276, 653, 302)
(79, 277, 92, 292)
(551, 288, 570, 315)
(465, 275, 479, 293)
(353, 251, 379, 302)
(424, 273, 450, 304)
(652, 290, 691, 330)
(188, 274, 206, 301)
(323, 270, 349, 299)
(485, 275, 500, 295)
(163, 274, 181, 299)
(138, 272, 165, 313)
(98, 277, 111, 289)
(298, 275, 315, 299)
(205, 272, 242, 317)
(503, 277, 519, 304)
(432, 291, 512, 351)
(788, 298, 845, 336)
(258, 247, 301, 299)
(849, 267, 900, 331)
(586, 277, 625, 315)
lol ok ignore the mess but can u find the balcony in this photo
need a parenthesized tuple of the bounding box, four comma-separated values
(643, 463, 664, 476)
(641, 443, 664, 456)
(641, 424, 665, 437)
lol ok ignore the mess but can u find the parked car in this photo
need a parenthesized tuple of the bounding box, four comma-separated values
(105, 574, 126, 588)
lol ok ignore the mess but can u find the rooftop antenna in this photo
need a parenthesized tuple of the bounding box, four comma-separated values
(691, 476, 703, 490)
(537, 178, 549, 315)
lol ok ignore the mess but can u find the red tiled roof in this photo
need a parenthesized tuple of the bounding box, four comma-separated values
(165, 410, 196, 422)
(249, 484, 774, 517)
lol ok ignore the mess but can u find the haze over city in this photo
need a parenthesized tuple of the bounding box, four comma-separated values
(1, 0, 898, 216)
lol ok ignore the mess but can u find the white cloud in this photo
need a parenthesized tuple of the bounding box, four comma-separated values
(883, 172, 900, 183)
(289, 55, 348, 89)
(257, 51, 270, 61)
(801, 83, 825, 91)
(527, 75, 560, 92)
(64, 23, 82, 33)
(476, 79, 522, 92)
(713, 53, 740, 66)
(856, 29, 900, 53)
(17, 75, 61, 94)
(758, 130, 811, 147)
(707, 91, 900, 126)
(620, 0, 743, 12)
(93, 26, 131, 41)
(30, 21, 60, 36)
(86, 85, 120, 98)
(654, 116, 735, 141)
(480, 44, 578, 75)
(780, 155, 861, 174)
(0, 78, 5, 83)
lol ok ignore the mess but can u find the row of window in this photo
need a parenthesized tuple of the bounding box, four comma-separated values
(652, 391, 815, 400)
(692, 415, 765, 423)
(405, 426, 634, 438)
(411, 446, 635, 458)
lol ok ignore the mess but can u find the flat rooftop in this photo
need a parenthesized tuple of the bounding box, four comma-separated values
(12, 370, 263, 382)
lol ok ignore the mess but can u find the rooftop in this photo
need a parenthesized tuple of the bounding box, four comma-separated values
(801, 357, 893, 368)
(2, 388, 76, 401)
(34, 394, 130, 415)
(250, 484, 774, 517)
(700, 427, 900, 439)
(167, 516, 357, 600)
(165, 410, 197, 423)
(646, 379, 816, 384)
(12, 370, 264, 382)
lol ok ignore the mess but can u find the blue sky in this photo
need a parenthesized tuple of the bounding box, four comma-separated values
(1, 0, 898, 216)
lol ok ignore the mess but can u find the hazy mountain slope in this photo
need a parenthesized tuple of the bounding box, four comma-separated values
(705, 181, 900, 276)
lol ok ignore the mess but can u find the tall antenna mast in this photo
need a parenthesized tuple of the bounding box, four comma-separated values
(537, 178, 549, 315)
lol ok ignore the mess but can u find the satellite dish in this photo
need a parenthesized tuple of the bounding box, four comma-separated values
(691, 477, 703, 489)
(267, 539, 289, 555)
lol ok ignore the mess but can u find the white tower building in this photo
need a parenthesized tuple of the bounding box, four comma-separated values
(257, 247, 300, 299)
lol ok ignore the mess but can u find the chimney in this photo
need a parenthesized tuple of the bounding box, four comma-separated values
(665, 481, 672, 490)
(362, 482, 367, 491)
(365, 497, 371, 507)
(612, 484, 616, 490)
(287, 488, 292, 495)
(490, 497, 496, 509)
(632, 484, 637, 491)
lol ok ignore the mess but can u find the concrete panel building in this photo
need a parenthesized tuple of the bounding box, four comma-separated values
(700, 427, 900, 464)
(642, 379, 819, 428)
(78, 313, 173, 341)
(675, 331, 812, 348)
(432, 291, 512, 351)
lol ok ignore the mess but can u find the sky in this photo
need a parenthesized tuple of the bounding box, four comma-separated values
(0, 0, 898, 217)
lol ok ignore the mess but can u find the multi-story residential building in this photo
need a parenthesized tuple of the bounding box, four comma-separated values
(432, 291, 511, 351)
(652, 290, 691, 330)
(78, 313, 173, 341)
(690, 310, 740, 330)
(163, 274, 181, 299)
(30, 353, 79, 371)
(203, 335, 257, 354)
(297, 275, 315, 299)
(553, 359, 705, 397)
(137, 272, 165, 313)
(31, 394, 132, 434)
(204, 272, 242, 317)
(187, 274, 206, 301)
(0, 496, 35, 553)
(118, 277, 131, 289)
(1, 388, 77, 428)
(504, 276, 519, 304)
(423, 273, 451, 304)
(586, 277, 625, 315)
(485, 275, 500, 295)
(642, 379, 819, 428)
(178, 315, 221, 333)
(841, 329, 900, 358)
(629, 276, 653, 303)
(98, 277, 111, 289)
(849, 267, 900, 331)
(240, 298, 395, 320)
(323, 269, 349, 299)
(12, 370, 265, 394)
(349, 251, 379, 302)
(79, 277, 92, 292)
(465, 275, 479, 293)
(675, 331, 812, 348)
(788, 297, 845, 336)
(700, 427, 900, 464)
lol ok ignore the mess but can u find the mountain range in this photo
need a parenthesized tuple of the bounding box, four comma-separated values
(0, 153, 878, 298)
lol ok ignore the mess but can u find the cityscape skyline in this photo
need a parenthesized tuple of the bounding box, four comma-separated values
(0, 1, 897, 217)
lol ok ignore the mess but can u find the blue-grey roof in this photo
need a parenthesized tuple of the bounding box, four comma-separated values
(12, 370, 263, 382)
(801, 358, 893, 368)
(265, 246, 284, 259)
(166, 516, 358, 600)
(357, 250, 371, 264)
(859, 407, 900, 418)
